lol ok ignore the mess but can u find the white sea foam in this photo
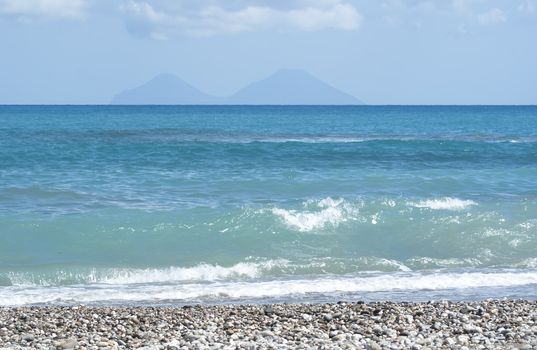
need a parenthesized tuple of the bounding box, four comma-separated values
(100, 263, 263, 284)
(516, 258, 537, 269)
(406, 257, 483, 268)
(271, 197, 359, 232)
(257, 136, 368, 143)
(2, 270, 537, 306)
(5, 261, 287, 287)
(376, 259, 412, 272)
(173, 135, 537, 144)
(411, 197, 477, 211)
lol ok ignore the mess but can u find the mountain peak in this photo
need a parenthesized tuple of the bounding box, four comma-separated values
(149, 73, 183, 82)
(228, 70, 362, 105)
(111, 74, 214, 105)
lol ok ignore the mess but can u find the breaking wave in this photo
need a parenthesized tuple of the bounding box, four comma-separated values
(411, 197, 478, 210)
(2, 262, 284, 287)
(270, 197, 360, 232)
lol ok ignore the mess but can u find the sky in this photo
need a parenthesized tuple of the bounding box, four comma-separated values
(0, 0, 536, 105)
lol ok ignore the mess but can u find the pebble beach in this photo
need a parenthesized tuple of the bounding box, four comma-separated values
(1, 300, 537, 350)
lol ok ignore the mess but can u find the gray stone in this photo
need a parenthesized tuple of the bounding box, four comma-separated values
(21, 333, 35, 341)
(367, 341, 382, 350)
(54, 338, 78, 349)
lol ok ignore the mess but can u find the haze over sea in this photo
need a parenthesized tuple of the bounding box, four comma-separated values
(1, 105, 537, 306)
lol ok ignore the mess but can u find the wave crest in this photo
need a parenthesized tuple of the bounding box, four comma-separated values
(411, 197, 477, 210)
(271, 197, 359, 232)
(2, 261, 288, 287)
(100, 263, 262, 284)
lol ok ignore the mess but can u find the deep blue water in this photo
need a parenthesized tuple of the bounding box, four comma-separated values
(1, 105, 536, 305)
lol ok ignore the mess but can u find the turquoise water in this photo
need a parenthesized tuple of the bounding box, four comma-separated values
(1, 105, 537, 305)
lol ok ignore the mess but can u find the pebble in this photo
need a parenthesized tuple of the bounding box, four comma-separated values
(20, 334, 34, 342)
(53, 338, 77, 349)
(301, 313, 313, 321)
(0, 300, 535, 349)
(367, 341, 382, 350)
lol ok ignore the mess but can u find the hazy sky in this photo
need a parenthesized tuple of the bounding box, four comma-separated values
(0, 0, 536, 104)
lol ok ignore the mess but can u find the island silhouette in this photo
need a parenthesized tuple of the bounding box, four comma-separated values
(111, 69, 363, 105)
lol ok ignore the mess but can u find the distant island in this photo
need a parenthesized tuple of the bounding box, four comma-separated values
(111, 69, 363, 105)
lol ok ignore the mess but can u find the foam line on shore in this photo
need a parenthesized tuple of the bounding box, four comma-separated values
(2, 270, 537, 306)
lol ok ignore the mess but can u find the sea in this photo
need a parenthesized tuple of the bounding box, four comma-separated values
(1, 105, 536, 306)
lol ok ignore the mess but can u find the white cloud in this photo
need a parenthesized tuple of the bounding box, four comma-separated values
(451, 0, 471, 14)
(120, 0, 362, 39)
(518, 0, 536, 13)
(379, 1, 515, 32)
(0, 0, 87, 21)
(477, 8, 506, 25)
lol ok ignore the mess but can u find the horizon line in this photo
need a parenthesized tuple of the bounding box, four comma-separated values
(1, 104, 537, 107)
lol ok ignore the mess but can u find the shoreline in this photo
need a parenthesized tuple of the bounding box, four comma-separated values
(1, 300, 536, 349)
